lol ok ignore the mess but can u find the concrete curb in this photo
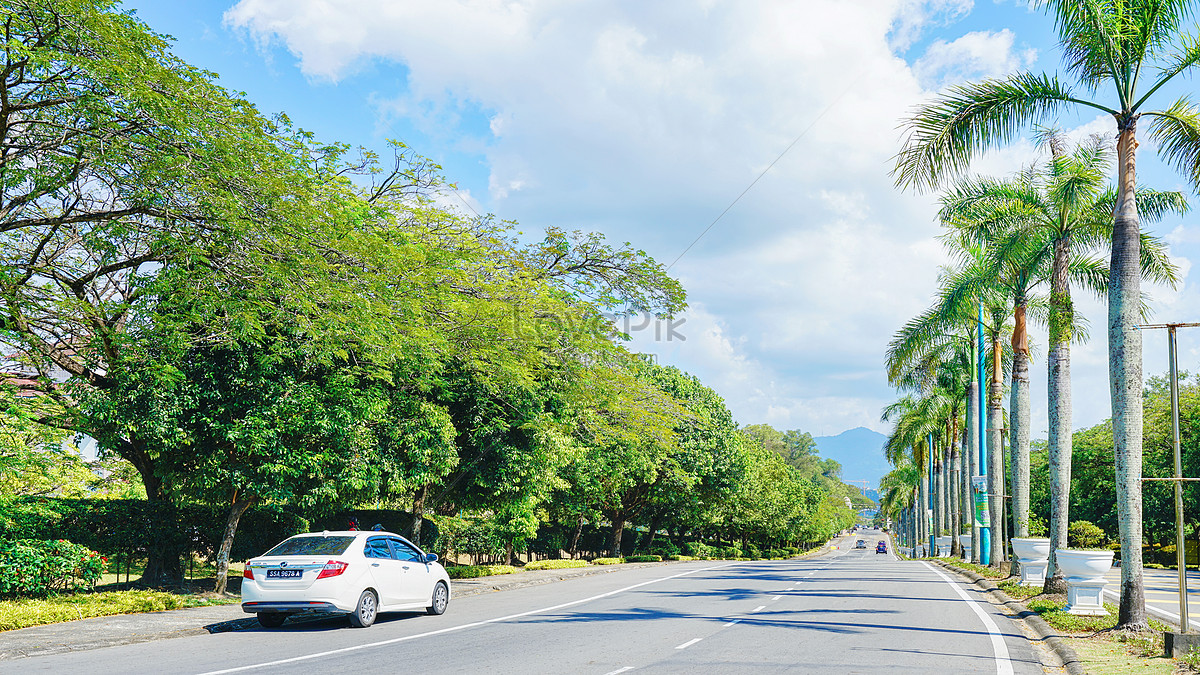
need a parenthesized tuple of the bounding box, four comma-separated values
(931, 560, 1087, 675)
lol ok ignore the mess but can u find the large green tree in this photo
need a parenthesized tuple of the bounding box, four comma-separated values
(894, 0, 1200, 628)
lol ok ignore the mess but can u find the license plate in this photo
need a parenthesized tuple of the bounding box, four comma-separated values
(266, 569, 303, 579)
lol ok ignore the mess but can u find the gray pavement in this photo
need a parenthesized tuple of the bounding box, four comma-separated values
(4, 531, 1046, 674)
(0, 559, 681, 661)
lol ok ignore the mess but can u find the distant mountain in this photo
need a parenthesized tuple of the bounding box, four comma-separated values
(813, 427, 891, 492)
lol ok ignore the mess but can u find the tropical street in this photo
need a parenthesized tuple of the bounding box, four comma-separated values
(10, 532, 1043, 675)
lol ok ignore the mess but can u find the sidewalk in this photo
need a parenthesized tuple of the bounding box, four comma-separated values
(0, 560, 692, 661)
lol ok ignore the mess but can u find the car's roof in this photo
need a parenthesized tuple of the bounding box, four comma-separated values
(289, 530, 406, 539)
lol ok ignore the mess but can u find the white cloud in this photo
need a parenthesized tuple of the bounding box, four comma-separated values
(224, 0, 1193, 446)
(913, 29, 1036, 89)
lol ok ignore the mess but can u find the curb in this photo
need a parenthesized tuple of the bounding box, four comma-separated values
(931, 560, 1086, 675)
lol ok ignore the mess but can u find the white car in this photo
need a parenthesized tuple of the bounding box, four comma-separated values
(241, 530, 451, 628)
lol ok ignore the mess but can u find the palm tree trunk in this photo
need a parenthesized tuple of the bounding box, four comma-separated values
(1010, 307, 1031, 544)
(967, 379, 980, 563)
(1009, 306, 1031, 579)
(1045, 233, 1074, 594)
(919, 468, 929, 556)
(950, 437, 961, 557)
(988, 335, 1006, 568)
(936, 449, 945, 533)
(935, 458, 945, 540)
(1112, 120, 1147, 630)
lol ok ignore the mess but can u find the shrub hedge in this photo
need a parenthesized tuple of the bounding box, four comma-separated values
(445, 564, 518, 579)
(523, 559, 588, 571)
(0, 539, 106, 598)
(590, 557, 623, 565)
(623, 555, 662, 563)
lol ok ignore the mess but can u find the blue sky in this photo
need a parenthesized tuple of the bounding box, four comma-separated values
(120, 1, 1199, 466)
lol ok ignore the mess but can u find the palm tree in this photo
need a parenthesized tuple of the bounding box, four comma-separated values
(880, 461, 921, 550)
(939, 208, 1048, 571)
(893, 1, 1200, 628)
(940, 131, 1184, 590)
(883, 394, 948, 556)
(904, 243, 1014, 569)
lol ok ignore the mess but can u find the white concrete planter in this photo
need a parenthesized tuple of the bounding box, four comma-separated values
(1056, 549, 1114, 616)
(959, 534, 972, 559)
(935, 535, 951, 557)
(1011, 538, 1050, 587)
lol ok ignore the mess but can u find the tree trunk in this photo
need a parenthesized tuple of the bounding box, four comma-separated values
(988, 336, 1006, 569)
(1045, 232, 1074, 595)
(213, 492, 256, 595)
(123, 439, 181, 587)
(609, 516, 625, 557)
(934, 457, 944, 539)
(410, 485, 428, 546)
(950, 439, 961, 558)
(967, 379, 979, 563)
(1112, 119, 1147, 630)
(644, 513, 662, 552)
(569, 515, 585, 558)
(919, 463, 930, 557)
(1009, 307, 1031, 578)
(1010, 307, 1031, 541)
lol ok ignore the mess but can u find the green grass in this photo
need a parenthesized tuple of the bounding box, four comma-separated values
(590, 557, 623, 565)
(523, 559, 588, 571)
(996, 579, 1043, 600)
(0, 590, 234, 632)
(944, 560, 1007, 579)
(1026, 598, 1118, 633)
(445, 564, 518, 579)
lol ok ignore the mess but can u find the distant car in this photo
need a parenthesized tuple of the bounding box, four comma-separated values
(876, 541, 887, 554)
(241, 530, 451, 628)
(855, 540, 867, 549)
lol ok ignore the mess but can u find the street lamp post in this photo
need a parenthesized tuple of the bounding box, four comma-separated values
(1136, 322, 1200, 634)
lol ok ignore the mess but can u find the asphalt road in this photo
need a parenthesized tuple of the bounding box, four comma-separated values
(8, 530, 1044, 674)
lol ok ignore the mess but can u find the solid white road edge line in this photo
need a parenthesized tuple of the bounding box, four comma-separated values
(196, 562, 741, 675)
(603, 667, 635, 674)
(922, 562, 1015, 675)
(675, 638, 702, 650)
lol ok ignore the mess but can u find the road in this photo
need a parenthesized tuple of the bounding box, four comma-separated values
(9, 530, 1045, 674)
(1104, 565, 1200, 630)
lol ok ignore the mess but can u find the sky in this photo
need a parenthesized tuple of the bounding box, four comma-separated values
(120, 0, 1199, 457)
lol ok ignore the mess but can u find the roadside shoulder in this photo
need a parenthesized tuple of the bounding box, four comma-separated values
(931, 559, 1086, 675)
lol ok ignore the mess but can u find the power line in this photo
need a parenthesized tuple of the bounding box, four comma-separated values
(666, 75, 862, 271)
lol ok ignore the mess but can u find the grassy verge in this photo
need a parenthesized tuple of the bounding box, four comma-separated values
(939, 560, 1191, 674)
(0, 591, 235, 632)
(445, 564, 518, 579)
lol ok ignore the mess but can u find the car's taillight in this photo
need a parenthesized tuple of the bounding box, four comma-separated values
(243, 566, 254, 580)
(316, 560, 348, 579)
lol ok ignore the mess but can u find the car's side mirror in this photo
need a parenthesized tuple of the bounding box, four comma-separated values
(424, 553, 438, 563)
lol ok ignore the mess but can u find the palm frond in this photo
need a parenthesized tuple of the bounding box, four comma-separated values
(1146, 96, 1200, 191)
(893, 73, 1087, 191)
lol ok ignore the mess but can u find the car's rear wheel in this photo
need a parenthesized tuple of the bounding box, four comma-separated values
(348, 589, 378, 628)
(257, 612, 288, 628)
(427, 581, 449, 616)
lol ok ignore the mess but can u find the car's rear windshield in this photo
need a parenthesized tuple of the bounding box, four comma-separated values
(264, 535, 355, 556)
